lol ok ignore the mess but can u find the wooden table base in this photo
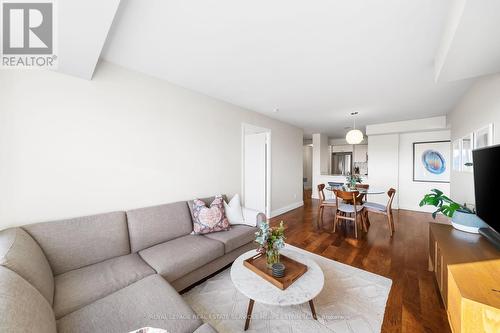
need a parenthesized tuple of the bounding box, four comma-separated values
(309, 300, 317, 320)
(244, 298, 317, 331)
(244, 299, 255, 331)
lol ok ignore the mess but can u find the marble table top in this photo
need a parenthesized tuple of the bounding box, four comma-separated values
(230, 246, 324, 306)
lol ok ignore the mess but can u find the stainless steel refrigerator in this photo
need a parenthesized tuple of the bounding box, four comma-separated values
(331, 152, 352, 175)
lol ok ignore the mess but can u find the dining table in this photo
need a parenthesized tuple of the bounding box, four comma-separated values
(325, 185, 385, 195)
(325, 185, 386, 230)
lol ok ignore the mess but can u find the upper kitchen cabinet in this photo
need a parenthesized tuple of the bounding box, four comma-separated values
(331, 144, 354, 153)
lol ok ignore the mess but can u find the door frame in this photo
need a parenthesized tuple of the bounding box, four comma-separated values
(241, 123, 271, 218)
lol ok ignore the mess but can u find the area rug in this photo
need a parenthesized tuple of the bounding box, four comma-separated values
(182, 245, 392, 333)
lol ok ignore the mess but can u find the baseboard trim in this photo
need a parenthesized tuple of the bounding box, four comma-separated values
(270, 201, 304, 218)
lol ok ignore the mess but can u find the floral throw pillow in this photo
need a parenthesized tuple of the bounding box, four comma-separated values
(192, 195, 230, 234)
(130, 328, 169, 333)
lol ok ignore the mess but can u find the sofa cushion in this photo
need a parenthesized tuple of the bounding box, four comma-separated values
(224, 194, 245, 225)
(139, 235, 224, 281)
(23, 211, 130, 275)
(0, 266, 57, 333)
(0, 227, 54, 305)
(127, 201, 194, 253)
(203, 225, 257, 253)
(56, 274, 202, 333)
(53, 253, 155, 319)
(364, 201, 387, 212)
(187, 195, 228, 222)
(191, 196, 230, 235)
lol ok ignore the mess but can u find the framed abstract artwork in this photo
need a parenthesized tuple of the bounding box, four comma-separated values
(413, 141, 451, 183)
(474, 124, 494, 149)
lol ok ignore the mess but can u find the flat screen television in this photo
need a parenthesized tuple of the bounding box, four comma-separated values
(473, 144, 500, 245)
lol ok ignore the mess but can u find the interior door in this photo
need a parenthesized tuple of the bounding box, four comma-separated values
(244, 132, 267, 213)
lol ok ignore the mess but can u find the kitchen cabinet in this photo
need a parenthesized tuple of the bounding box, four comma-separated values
(331, 145, 353, 153)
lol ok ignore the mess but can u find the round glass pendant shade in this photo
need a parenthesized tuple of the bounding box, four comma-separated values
(346, 129, 364, 144)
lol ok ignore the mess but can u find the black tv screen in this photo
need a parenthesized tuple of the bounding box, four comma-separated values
(473, 144, 500, 234)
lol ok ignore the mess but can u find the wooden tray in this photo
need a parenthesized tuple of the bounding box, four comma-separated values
(243, 253, 307, 290)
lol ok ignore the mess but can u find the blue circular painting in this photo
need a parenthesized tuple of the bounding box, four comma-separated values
(421, 150, 446, 174)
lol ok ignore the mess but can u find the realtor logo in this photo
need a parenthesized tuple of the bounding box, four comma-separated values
(1, 0, 57, 68)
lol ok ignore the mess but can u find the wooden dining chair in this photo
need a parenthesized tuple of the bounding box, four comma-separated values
(333, 190, 366, 239)
(363, 188, 396, 236)
(317, 184, 336, 229)
(355, 184, 370, 203)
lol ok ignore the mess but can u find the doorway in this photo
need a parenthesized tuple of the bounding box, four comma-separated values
(242, 124, 271, 218)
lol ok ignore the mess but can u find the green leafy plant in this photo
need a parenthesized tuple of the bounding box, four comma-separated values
(255, 221, 285, 253)
(346, 173, 362, 188)
(255, 221, 286, 266)
(419, 189, 473, 219)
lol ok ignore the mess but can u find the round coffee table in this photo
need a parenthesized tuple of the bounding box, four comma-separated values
(230, 246, 324, 330)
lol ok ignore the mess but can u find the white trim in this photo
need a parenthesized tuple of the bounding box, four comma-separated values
(241, 123, 272, 218)
(270, 201, 304, 218)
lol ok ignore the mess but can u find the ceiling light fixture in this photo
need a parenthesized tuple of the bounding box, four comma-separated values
(345, 112, 364, 144)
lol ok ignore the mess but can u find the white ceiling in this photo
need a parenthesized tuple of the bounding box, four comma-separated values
(57, 0, 121, 79)
(435, 0, 500, 82)
(99, 0, 477, 137)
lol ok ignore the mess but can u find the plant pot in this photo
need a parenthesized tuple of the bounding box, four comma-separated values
(451, 210, 488, 234)
(266, 249, 280, 268)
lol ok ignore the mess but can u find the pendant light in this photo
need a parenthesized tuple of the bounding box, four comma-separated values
(345, 112, 364, 144)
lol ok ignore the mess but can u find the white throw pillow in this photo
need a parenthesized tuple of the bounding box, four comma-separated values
(224, 194, 245, 225)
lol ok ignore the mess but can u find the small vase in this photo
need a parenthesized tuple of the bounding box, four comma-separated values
(266, 249, 280, 268)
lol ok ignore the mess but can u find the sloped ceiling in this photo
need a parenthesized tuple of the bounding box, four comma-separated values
(56, 0, 121, 79)
(100, 0, 476, 136)
(435, 0, 500, 82)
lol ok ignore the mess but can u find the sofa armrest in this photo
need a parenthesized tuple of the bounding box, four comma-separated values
(242, 207, 267, 227)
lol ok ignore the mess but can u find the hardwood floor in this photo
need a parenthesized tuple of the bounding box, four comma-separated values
(269, 190, 451, 333)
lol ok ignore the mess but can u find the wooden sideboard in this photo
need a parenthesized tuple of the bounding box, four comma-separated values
(428, 223, 500, 333)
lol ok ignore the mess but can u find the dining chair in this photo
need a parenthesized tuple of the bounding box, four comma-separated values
(355, 184, 370, 203)
(363, 188, 396, 236)
(317, 184, 336, 229)
(333, 190, 366, 239)
(327, 182, 343, 200)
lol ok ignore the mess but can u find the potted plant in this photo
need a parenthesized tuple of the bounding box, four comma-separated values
(419, 189, 487, 233)
(346, 173, 362, 190)
(255, 221, 286, 267)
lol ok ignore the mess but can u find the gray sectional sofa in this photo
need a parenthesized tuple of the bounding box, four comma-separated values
(0, 196, 265, 333)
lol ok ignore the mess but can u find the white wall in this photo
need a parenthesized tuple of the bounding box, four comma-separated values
(311, 133, 329, 198)
(448, 73, 500, 206)
(0, 61, 303, 229)
(367, 118, 451, 212)
(367, 135, 400, 208)
(398, 131, 451, 211)
(319, 134, 329, 174)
